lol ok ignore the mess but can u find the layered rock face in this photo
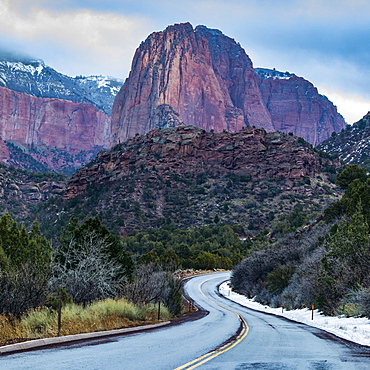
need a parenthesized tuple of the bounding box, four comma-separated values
(111, 23, 345, 146)
(0, 86, 110, 149)
(0, 58, 122, 173)
(0, 86, 110, 173)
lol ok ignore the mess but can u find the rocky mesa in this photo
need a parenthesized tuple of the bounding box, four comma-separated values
(111, 23, 345, 147)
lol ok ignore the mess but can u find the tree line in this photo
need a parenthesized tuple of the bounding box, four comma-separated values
(0, 215, 249, 317)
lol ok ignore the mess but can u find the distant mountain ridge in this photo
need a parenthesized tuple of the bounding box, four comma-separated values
(0, 24, 347, 175)
(0, 59, 123, 115)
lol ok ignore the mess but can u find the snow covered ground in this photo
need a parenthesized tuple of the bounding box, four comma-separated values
(219, 281, 370, 347)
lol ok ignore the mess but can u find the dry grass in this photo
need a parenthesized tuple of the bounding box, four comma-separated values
(0, 298, 171, 345)
(0, 315, 23, 344)
(174, 269, 225, 280)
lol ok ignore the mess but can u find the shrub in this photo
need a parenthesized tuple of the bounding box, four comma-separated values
(51, 233, 126, 304)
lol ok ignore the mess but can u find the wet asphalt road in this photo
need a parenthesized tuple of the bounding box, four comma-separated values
(1, 272, 370, 369)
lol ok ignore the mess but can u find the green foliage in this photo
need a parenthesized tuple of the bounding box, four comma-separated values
(0, 214, 52, 316)
(163, 273, 183, 315)
(317, 208, 370, 314)
(46, 287, 73, 310)
(266, 263, 296, 295)
(58, 217, 134, 279)
(274, 203, 312, 234)
(0, 214, 51, 273)
(335, 164, 367, 191)
(123, 224, 249, 270)
(232, 164, 370, 316)
(324, 165, 370, 223)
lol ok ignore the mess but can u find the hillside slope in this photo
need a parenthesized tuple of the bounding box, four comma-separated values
(318, 112, 370, 170)
(37, 126, 342, 236)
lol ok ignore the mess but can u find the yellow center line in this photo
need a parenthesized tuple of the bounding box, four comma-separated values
(174, 276, 249, 370)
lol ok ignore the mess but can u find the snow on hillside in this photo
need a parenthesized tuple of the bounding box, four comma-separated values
(0, 59, 123, 115)
(220, 281, 370, 347)
(75, 75, 123, 96)
(0, 60, 45, 76)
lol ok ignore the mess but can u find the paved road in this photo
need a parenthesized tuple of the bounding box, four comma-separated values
(1, 272, 370, 369)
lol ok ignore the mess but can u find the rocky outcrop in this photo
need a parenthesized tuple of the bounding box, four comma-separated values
(66, 126, 339, 199)
(111, 23, 345, 146)
(0, 164, 66, 221)
(56, 126, 341, 235)
(0, 86, 110, 173)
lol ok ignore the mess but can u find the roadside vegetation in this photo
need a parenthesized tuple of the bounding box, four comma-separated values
(0, 299, 170, 345)
(231, 165, 370, 318)
(0, 213, 250, 346)
(0, 214, 179, 345)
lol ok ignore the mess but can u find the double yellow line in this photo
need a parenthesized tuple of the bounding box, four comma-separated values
(174, 276, 249, 369)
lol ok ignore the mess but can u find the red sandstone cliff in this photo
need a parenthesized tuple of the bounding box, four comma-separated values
(255, 73, 346, 146)
(0, 86, 110, 172)
(0, 86, 110, 150)
(111, 23, 345, 146)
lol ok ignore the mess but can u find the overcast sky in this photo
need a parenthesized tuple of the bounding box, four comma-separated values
(0, 0, 369, 124)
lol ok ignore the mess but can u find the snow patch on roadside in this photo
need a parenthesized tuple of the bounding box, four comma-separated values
(219, 281, 370, 346)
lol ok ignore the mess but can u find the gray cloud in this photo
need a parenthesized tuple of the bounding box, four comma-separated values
(0, 47, 36, 63)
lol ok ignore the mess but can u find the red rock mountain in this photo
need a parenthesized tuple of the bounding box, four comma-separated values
(111, 23, 345, 147)
(0, 59, 122, 174)
(254, 69, 346, 146)
(0, 86, 110, 173)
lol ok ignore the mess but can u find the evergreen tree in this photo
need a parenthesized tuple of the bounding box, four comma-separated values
(336, 164, 367, 190)
(0, 214, 52, 316)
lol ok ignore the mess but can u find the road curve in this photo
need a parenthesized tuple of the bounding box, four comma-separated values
(0, 272, 239, 369)
(1, 272, 370, 369)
